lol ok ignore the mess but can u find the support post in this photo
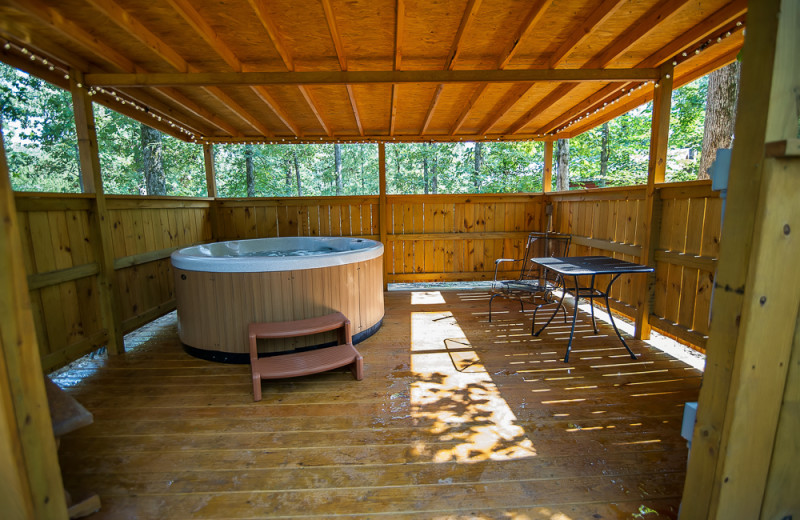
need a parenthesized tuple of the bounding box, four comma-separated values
(0, 123, 69, 519)
(203, 143, 217, 198)
(634, 62, 673, 340)
(378, 142, 388, 290)
(70, 70, 124, 355)
(543, 140, 553, 193)
(681, 0, 800, 518)
(203, 143, 218, 240)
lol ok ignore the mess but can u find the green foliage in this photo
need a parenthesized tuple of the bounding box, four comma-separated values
(2, 60, 710, 196)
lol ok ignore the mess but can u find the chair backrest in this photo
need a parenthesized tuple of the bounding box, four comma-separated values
(519, 232, 571, 282)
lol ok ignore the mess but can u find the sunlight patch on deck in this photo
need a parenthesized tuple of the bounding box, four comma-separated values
(410, 311, 537, 463)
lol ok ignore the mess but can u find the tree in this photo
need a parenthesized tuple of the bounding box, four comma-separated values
(599, 122, 609, 185)
(141, 123, 165, 195)
(555, 138, 569, 191)
(292, 147, 302, 196)
(473, 141, 483, 191)
(333, 143, 343, 195)
(244, 144, 255, 197)
(698, 62, 740, 179)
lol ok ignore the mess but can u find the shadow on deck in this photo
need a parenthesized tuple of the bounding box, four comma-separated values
(52, 290, 701, 519)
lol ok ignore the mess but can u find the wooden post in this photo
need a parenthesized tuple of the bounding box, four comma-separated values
(70, 70, 124, 356)
(681, 0, 800, 518)
(0, 124, 69, 519)
(634, 62, 673, 340)
(543, 140, 553, 193)
(378, 142, 388, 290)
(203, 143, 217, 198)
(203, 143, 218, 240)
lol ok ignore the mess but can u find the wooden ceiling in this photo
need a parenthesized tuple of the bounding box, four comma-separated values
(0, 0, 746, 144)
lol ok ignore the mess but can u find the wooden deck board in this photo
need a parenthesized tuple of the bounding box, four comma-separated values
(53, 290, 698, 519)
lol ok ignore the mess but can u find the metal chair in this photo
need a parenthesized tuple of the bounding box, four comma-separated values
(488, 232, 571, 331)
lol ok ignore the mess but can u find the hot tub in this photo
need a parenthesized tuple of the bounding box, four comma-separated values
(171, 237, 384, 363)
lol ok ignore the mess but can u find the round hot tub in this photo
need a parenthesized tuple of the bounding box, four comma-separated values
(171, 237, 384, 363)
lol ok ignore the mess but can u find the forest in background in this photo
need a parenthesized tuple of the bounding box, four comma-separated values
(1, 62, 708, 197)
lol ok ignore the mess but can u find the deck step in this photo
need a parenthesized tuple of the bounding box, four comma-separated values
(248, 312, 363, 401)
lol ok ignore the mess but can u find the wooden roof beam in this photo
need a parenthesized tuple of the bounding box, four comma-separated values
(508, 0, 696, 135)
(449, 84, 488, 135)
(478, 84, 533, 135)
(166, 0, 276, 136)
(536, 3, 747, 136)
(450, 0, 553, 135)
(321, 0, 363, 136)
(86, 68, 660, 86)
(547, 0, 625, 69)
(84, 0, 247, 135)
(421, 0, 482, 135)
(249, 0, 330, 136)
(6, 0, 236, 136)
(390, 0, 404, 136)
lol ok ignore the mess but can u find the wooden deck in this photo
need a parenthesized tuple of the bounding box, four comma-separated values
(52, 290, 701, 519)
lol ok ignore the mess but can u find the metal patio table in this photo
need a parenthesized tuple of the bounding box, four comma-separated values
(530, 256, 654, 362)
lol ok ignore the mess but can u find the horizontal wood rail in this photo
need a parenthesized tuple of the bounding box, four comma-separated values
(387, 231, 530, 241)
(27, 263, 100, 290)
(569, 235, 642, 257)
(654, 249, 717, 271)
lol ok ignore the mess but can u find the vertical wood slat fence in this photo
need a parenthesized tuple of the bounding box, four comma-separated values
(550, 180, 721, 351)
(15, 180, 718, 373)
(14, 193, 212, 371)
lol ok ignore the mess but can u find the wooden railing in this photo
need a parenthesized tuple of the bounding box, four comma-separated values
(16, 180, 717, 371)
(550, 180, 721, 351)
(15, 193, 211, 371)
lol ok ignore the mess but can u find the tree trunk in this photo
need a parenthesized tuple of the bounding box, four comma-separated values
(141, 124, 166, 195)
(555, 138, 569, 191)
(599, 122, 609, 186)
(334, 143, 343, 195)
(473, 142, 483, 191)
(698, 61, 741, 179)
(431, 156, 438, 194)
(284, 159, 292, 194)
(244, 144, 255, 197)
(293, 148, 302, 196)
(423, 144, 430, 194)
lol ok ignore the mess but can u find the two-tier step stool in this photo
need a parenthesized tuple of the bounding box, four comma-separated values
(248, 311, 363, 401)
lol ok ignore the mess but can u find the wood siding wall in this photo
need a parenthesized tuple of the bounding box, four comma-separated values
(215, 194, 544, 283)
(14, 193, 211, 372)
(550, 180, 721, 350)
(17, 181, 716, 372)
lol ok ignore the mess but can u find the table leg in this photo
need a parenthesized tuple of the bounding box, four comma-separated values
(588, 274, 599, 333)
(603, 274, 637, 359)
(563, 275, 581, 363)
(531, 276, 567, 336)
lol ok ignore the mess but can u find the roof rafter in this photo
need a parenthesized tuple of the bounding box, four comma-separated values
(537, 1, 747, 136)
(507, 0, 690, 135)
(450, 0, 552, 135)
(6, 0, 234, 136)
(165, 0, 274, 136)
(249, 0, 331, 136)
(83, 0, 249, 136)
(420, 0, 482, 135)
(390, 0, 404, 136)
(321, 0, 363, 136)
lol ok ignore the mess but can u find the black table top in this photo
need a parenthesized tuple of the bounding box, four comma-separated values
(530, 256, 654, 276)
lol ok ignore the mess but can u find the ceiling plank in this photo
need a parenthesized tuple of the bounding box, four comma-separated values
(390, 0, 405, 136)
(249, 0, 329, 136)
(449, 0, 552, 136)
(506, 0, 695, 135)
(298, 86, 331, 136)
(247, 0, 294, 71)
(321, 0, 362, 136)
(536, 2, 747, 136)
(85, 68, 661, 86)
(450, 83, 488, 135)
(83, 0, 246, 136)
(478, 84, 533, 135)
(5, 0, 236, 136)
(547, 0, 626, 69)
(508, 84, 575, 134)
(445, 0, 483, 71)
(420, 84, 444, 135)
(496, 0, 554, 69)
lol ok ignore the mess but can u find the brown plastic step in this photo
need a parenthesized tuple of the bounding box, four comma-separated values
(248, 312, 363, 401)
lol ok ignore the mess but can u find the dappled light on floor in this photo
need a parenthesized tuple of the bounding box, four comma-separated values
(410, 310, 537, 463)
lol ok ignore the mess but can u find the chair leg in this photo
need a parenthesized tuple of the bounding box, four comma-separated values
(488, 293, 497, 322)
(252, 373, 262, 402)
